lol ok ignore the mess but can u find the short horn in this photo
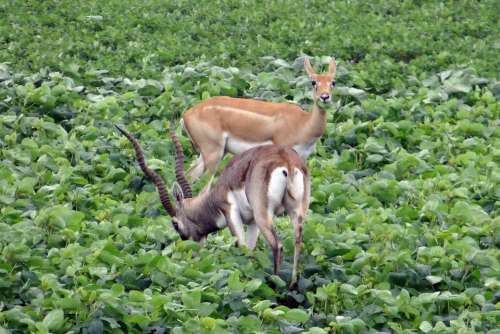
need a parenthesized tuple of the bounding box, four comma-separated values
(116, 125, 177, 217)
(170, 124, 193, 198)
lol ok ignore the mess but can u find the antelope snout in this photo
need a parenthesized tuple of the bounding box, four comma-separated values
(319, 93, 331, 102)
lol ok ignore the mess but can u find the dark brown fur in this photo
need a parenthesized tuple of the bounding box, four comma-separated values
(119, 125, 310, 286)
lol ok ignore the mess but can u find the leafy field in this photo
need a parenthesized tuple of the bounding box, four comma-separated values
(1, 0, 499, 333)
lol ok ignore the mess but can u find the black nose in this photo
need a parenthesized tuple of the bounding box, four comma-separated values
(320, 93, 330, 101)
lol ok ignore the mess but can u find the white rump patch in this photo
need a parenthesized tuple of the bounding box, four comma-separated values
(268, 167, 288, 212)
(288, 168, 305, 201)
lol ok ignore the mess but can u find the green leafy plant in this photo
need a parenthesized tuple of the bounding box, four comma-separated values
(1, 0, 499, 332)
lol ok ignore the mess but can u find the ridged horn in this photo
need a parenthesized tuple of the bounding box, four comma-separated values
(115, 125, 177, 218)
(169, 124, 193, 198)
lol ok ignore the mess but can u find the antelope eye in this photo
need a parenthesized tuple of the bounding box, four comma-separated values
(311, 80, 317, 87)
(331, 80, 336, 87)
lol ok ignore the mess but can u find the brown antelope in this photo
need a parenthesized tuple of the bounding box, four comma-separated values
(183, 57, 337, 182)
(116, 125, 310, 286)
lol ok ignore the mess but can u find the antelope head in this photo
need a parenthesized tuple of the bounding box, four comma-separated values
(116, 125, 205, 241)
(170, 182, 214, 242)
(304, 56, 337, 104)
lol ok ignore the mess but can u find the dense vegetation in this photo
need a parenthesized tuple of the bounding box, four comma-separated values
(0, 0, 499, 333)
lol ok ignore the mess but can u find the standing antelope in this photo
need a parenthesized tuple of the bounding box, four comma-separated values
(116, 125, 310, 286)
(183, 57, 336, 181)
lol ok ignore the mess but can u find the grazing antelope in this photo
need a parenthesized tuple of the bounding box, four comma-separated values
(183, 56, 336, 182)
(116, 125, 310, 286)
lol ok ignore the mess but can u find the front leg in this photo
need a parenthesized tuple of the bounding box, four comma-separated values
(225, 202, 246, 247)
(245, 223, 260, 250)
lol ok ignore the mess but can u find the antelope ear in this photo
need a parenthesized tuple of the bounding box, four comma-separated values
(172, 182, 184, 207)
(304, 57, 316, 77)
(328, 57, 337, 77)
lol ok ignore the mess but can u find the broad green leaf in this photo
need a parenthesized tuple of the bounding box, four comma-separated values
(303, 328, 328, 334)
(340, 283, 358, 296)
(129, 290, 146, 303)
(245, 278, 262, 292)
(364, 137, 387, 154)
(268, 275, 286, 288)
(182, 289, 201, 308)
(425, 275, 443, 285)
(125, 314, 150, 328)
(419, 321, 433, 333)
(228, 271, 244, 292)
(415, 292, 440, 304)
(17, 177, 38, 194)
(42, 309, 64, 331)
(284, 309, 310, 323)
(253, 300, 274, 313)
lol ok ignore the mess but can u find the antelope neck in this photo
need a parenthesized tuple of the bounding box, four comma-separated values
(303, 101, 327, 138)
(185, 188, 226, 237)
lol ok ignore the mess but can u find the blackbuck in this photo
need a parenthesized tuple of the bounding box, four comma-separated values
(116, 125, 310, 286)
(183, 57, 337, 181)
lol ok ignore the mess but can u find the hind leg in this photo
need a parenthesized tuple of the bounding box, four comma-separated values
(183, 115, 225, 183)
(201, 144, 225, 188)
(290, 212, 304, 287)
(186, 138, 225, 184)
(252, 210, 282, 275)
(286, 172, 310, 287)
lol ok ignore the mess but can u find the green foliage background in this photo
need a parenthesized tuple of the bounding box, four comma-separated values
(0, 0, 499, 333)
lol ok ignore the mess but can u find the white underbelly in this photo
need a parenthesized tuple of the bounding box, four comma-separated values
(227, 188, 253, 222)
(293, 139, 317, 159)
(225, 133, 273, 155)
